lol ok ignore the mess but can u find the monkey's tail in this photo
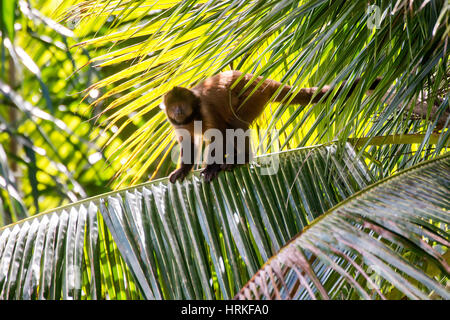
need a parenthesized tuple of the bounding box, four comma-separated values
(272, 77, 382, 105)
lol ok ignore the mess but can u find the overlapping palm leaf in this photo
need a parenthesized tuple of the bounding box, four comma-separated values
(65, 0, 449, 186)
(236, 152, 450, 300)
(1, 143, 376, 299)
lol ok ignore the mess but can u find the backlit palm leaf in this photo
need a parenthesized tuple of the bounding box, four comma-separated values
(66, 0, 449, 185)
(236, 153, 449, 300)
(0, 143, 374, 299)
(1, 143, 448, 299)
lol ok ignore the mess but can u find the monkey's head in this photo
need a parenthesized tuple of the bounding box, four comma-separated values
(162, 86, 200, 126)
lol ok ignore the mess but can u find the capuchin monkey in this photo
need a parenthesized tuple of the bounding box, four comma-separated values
(162, 70, 381, 183)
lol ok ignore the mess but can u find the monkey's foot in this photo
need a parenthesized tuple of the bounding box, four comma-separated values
(201, 164, 222, 182)
(169, 167, 190, 183)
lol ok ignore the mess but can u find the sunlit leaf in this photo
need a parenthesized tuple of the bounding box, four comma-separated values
(236, 153, 449, 300)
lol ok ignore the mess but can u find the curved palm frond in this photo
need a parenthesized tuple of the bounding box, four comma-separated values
(65, 0, 449, 185)
(0, 143, 373, 299)
(236, 153, 450, 300)
(0, 202, 141, 299)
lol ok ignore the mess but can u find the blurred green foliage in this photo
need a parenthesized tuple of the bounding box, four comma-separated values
(0, 0, 133, 225)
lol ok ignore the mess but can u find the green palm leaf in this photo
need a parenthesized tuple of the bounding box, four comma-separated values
(1, 143, 448, 300)
(0, 143, 374, 299)
(98, 143, 374, 299)
(66, 0, 449, 185)
(0, 203, 140, 299)
(236, 153, 449, 300)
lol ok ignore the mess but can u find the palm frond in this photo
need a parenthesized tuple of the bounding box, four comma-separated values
(236, 153, 450, 300)
(0, 143, 373, 299)
(0, 203, 140, 299)
(68, 0, 449, 185)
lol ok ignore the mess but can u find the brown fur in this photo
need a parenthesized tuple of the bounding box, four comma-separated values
(163, 70, 381, 182)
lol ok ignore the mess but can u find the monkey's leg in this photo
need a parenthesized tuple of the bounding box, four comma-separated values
(201, 163, 222, 182)
(169, 136, 196, 183)
(201, 136, 225, 182)
(221, 131, 252, 171)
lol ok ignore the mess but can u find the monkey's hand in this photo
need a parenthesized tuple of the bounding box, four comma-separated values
(169, 167, 191, 183)
(201, 164, 222, 182)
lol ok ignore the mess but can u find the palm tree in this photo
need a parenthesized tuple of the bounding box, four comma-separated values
(0, 0, 448, 299)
